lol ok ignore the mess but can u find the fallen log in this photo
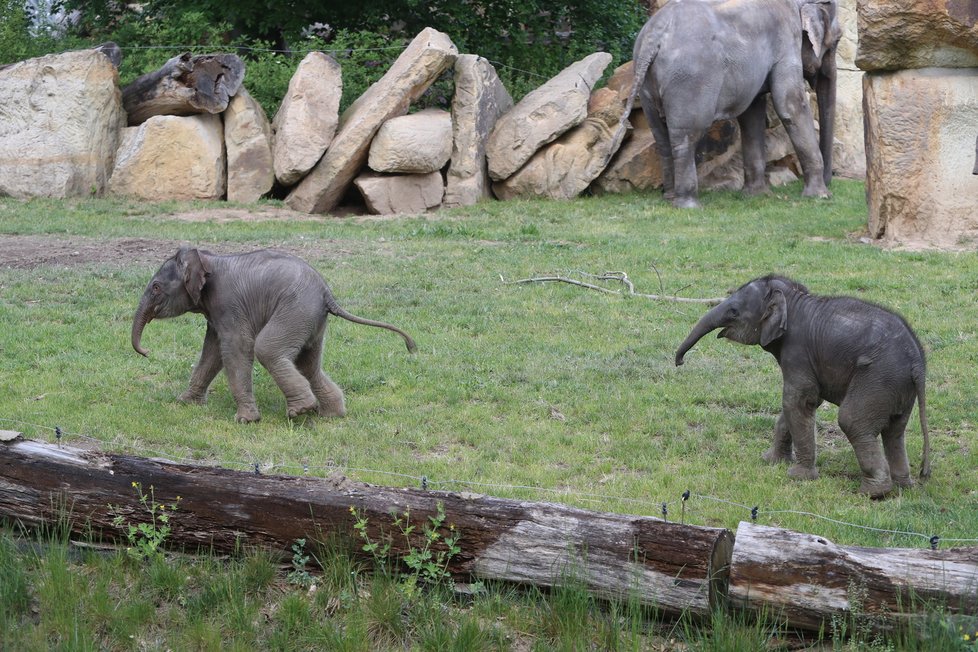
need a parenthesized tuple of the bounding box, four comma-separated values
(0, 437, 732, 617)
(122, 52, 245, 126)
(729, 521, 978, 633)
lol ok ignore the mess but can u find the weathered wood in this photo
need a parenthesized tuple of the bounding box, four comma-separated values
(0, 438, 732, 617)
(729, 521, 978, 633)
(122, 52, 245, 126)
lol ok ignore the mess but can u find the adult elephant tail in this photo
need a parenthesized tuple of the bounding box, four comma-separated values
(914, 364, 931, 480)
(607, 21, 662, 167)
(324, 294, 418, 354)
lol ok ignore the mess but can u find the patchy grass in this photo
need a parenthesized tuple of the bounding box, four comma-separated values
(2, 182, 977, 648)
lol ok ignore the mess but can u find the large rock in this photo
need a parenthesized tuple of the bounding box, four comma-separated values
(486, 52, 612, 181)
(224, 87, 274, 203)
(857, 0, 978, 71)
(368, 108, 452, 173)
(108, 114, 226, 201)
(354, 171, 444, 214)
(271, 52, 341, 186)
(591, 109, 663, 194)
(492, 88, 627, 200)
(864, 68, 978, 248)
(832, 0, 865, 179)
(444, 55, 513, 207)
(0, 47, 125, 198)
(286, 28, 457, 214)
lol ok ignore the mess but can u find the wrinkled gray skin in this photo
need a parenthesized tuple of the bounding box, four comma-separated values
(132, 247, 417, 423)
(621, 0, 841, 208)
(675, 276, 930, 498)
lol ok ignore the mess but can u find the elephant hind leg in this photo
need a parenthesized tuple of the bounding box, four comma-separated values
(881, 411, 913, 488)
(296, 345, 346, 418)
(255, 331, 317, 419)
(838, 392, 893, 497)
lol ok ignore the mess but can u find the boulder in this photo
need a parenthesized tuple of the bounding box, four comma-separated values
(857, 0, 978, 71)
(444, 54, 513, 207)
(0, 47, 125, 198)
(591, 109, 663, 195)
(224, 87, 274, 203)
(108, 114, 226, 201)
(368, 108, 452, 173)
(832, 0, 865, 179)
(271, 52, 341, 186)
(486, 52, 612, 181)
(354, 171, 444, 214)
(492, 88, 627, 200)
(286, 28, 457, 214)
(864, 68, 978, 248)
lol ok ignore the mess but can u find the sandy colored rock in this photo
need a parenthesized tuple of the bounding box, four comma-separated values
(271, 52, 341, 186)
(857, 0, 978, 71)
(354, 171, 444, 214)
(444, 55, 513, 207)
(486, 52, 612, 181)
(368, 108, 452, 173)
(108, 114, 226, 201)
(224, 87, 274, 202)
(864, 68, 978, 248)
(0, 47, 125, 198)
(285, 28, 457, 214)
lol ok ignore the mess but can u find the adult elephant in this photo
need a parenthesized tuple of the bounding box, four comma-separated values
(622, 0, 842, 208)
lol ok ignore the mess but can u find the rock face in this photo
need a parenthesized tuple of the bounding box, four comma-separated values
(493, 88, 628, 200)
(832, 0, 866, 179)
(444, 55, 513, 207)
(271, 52, 341, 186)
(857, 0, 978, 71)
(863, 68, 978, 248)
(486, 52, 612, 181)
(286, 28, 457, 214)
(108, 114, 226, 201)
(0, 47, 125, 198)
(368, 108, 452, 173)
(224, 87, 274, 203)
(354, 171, 444, 214)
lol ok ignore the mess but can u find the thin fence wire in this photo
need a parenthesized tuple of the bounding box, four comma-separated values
(3, 416, 976, 548)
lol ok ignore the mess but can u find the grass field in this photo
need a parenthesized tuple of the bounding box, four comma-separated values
(2, 182, 977, 649)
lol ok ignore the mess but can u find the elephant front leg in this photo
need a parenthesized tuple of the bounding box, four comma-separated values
(180, 323, 222, 405)
(769, 73, 829, 199)
(781, 387, 820, 481)
(761, 412, 794, 464)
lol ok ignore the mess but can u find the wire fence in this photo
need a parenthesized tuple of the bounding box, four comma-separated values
(3, 416, 976, 550)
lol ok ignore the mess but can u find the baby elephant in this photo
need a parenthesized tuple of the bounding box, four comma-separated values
(675, 275, 930, 497)
(132, 247, 417, 423)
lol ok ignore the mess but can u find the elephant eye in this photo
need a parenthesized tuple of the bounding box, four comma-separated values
(727, 307, 739, 318)
(151, 282, 161, 295)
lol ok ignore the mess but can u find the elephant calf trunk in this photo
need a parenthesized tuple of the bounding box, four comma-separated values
(131, 305, 152, 357)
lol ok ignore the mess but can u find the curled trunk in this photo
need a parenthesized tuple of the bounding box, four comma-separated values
(675, 302, 726, 366)
(131, 299, 153, 357)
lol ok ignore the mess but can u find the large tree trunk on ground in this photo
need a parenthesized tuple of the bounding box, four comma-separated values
(729, 521, 978, 633)
(0, 437, 733, 617)
(122, 52, 245, 126)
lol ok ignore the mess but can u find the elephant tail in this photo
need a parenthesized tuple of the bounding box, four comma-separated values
(325, 295, 418, 354)
(914, 366, 931, 480)
(607, 38, 661, 167)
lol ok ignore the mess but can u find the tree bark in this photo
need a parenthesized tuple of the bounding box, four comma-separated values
(0, 438, 732, 617)
(729, 521, 978, 633)
(121, 52, 245, 126)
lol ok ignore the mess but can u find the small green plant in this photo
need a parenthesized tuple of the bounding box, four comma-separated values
(351, 501, 460, 598)
(286, 538, 315, 588)
(110, 481, 181, 562)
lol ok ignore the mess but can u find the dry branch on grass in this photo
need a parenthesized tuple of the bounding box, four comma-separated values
(502, 270, 724, 304)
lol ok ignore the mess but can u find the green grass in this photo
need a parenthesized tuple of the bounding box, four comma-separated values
(2, 182, 977, 649)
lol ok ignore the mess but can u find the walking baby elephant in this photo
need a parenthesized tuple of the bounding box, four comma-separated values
(132, 247, 417, 423)
(675, 275, 930, 497)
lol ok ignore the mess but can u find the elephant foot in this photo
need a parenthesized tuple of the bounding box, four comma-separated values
(859, 476, 893, 498)
(786, 464, 819, 481)
(761, 447, 793, 465)
(742, 183, 772, 197)
(178, 390, 207, 405)
(671, 195, 701, 209)
(801, 182, 830, 199)
(286, 397, 319, 419)
(891, 474, 914, 489)
(235, 405, 261, 424)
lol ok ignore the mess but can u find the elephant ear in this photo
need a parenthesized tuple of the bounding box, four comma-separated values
(800, 1, 839, 61)
(176, 247, 211, 306)
(760, 289, 788, 346)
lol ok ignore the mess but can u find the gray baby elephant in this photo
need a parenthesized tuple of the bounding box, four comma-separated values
(675, 275, 930, 497)
(132, 247, 417, 423)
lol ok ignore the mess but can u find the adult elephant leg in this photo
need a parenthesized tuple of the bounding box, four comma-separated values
(669, 125, 704, 208)
(221, 335, 261, 423)
(180, 323, 223, 404)
(881, 411, 913, 488)
(838, 388, 893, 497)
(640, 92, 675, 200)
(762, 412, 794, 464)
(254, 327, 317, 420)
(738, 94, 770, 196)
(768, 67, 828, 199)
(781, 383, 820, 480)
